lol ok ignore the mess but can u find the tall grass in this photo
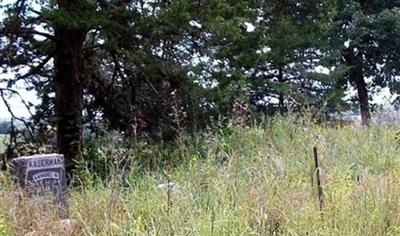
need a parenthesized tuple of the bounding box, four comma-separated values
(1, 117, 400, 235)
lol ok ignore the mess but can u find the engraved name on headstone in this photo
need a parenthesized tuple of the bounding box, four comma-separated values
(11, 154, 69, 218)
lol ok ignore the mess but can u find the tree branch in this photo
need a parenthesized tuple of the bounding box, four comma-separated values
(0, 88, 35, 141)
(3, 28, 54, 40)
(18, 55, 53, 80)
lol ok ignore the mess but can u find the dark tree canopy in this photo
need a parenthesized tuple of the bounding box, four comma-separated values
(1, 0, 400, 173)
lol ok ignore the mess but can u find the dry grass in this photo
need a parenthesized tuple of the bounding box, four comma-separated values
(1, 117, 400, 235)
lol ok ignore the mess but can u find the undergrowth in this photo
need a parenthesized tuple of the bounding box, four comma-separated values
(1, 117, 400, 235)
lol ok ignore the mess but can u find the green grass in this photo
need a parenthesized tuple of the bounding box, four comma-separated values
(1, 117, 400, 235)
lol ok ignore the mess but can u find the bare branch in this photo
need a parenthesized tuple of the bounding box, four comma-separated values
(0, 88, 35, 141)
(0, 88, 34, 117)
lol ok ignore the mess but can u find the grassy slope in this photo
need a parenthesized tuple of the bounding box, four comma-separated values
(1, 118, 400, 235)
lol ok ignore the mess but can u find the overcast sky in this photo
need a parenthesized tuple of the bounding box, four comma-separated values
(0, 74, 39, 120)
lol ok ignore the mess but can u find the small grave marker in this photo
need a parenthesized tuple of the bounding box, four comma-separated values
(11, 154, 69, 218)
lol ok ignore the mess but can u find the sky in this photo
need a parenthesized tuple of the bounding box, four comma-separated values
(0, 73, 39, 120)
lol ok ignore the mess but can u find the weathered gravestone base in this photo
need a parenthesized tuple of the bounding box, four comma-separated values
(10, 154, 69, 219)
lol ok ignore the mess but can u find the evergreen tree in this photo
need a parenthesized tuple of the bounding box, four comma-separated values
(0, 0, 258, 170)
(327, 0, 400, 125)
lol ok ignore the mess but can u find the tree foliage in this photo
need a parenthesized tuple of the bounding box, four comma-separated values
(1, 0, 400, 172)
(326, 0, 400, 124)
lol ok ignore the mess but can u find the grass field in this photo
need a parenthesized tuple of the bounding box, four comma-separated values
(1, 117, 400, 235)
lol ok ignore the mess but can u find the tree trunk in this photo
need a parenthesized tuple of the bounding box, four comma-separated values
(354, 67, 370, 126)
(343, 50, 371, 126)
(54, 2, 87, 174)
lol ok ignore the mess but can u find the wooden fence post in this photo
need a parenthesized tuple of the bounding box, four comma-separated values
(313, 146, 324, 211)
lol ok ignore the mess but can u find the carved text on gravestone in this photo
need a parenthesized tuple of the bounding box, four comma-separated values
(11, 154, 69, 218)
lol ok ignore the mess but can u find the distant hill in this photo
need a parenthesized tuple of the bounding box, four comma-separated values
(0, 119, 25, 134)
(0, 121, 10, 134)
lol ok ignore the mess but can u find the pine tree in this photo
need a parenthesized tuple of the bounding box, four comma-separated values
(327, 0, 400, 125)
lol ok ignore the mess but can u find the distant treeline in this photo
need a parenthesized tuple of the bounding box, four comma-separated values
(0, 122, 10, 134)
